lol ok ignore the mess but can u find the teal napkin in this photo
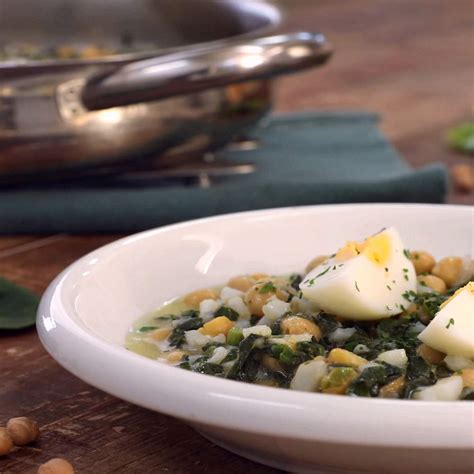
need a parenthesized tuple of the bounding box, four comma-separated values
(0, 111, 447, 234)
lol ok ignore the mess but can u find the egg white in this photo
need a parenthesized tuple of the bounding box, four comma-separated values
(418, 282, 474, 358)
(300, 227, 416, 320)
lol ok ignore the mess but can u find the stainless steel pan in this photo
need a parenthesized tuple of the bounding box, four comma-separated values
(0, 0, 332, 179)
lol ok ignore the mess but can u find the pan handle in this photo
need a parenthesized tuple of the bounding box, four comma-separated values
(81, 32, 332, 111)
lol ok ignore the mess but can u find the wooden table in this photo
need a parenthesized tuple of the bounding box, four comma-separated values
(1, 1, 472, 472)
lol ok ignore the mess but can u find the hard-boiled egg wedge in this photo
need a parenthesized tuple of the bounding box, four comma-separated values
(418, 282, 474, 358)
(300, 227, 416, 320)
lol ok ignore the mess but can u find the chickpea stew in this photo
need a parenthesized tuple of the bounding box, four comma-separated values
(127, 232, 474, 401)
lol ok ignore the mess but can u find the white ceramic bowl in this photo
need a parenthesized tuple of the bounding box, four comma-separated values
(38, 204, 474, 474)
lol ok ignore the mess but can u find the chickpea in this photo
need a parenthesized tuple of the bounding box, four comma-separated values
(228, 273, 269, 292)
(403, 302, 418, 316)
(38, 458, 75, 474)
(166, 350, 185, 364)
(460, 369, 474, 388)
(244, 279, 289, 317)
(261, 354, 284, 372)
(281, 316, 322, 341)
(228, 276, 254, 292)
(6, 417, 39, 446)
(432, 257, 463, 287)
(183, 288, 219, 308)
(305, 255, 329, 274)
(451, 163, 474, 193)
(251, 273, 269, 280)
(379, 376, 405, 398)
(417, 274, 446, 294)
(150, 327, 171, 342)
(416, 343, 445, 365)
(0, 428, 13, 456)
(410, 250, 436, 275)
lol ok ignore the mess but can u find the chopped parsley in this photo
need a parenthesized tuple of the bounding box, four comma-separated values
(446, 318, 455, 329)
(386, 285, 392, 291)
(305, 266, 331, 286)
(138, 326, 158, 332)
(403, 249, 412, 259)
(355, 281, 360, 292)
(259, 281, 277, 294)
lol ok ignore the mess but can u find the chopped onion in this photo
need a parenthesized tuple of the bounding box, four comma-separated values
(220, 286, 243, 302)
(328, 327, 356, 343)
(227, 296, 250, 319)
(242, 325, 272, 338)
(290, 358, 328, 392)
(208, 346, 229, 364)
(376, 349, 408, 368)
(262, 297, 290, 321)
(444, 355, 474, 371)
(199, 299, 221, 322)
(413, 375, 463, 401)
(184, 330, 210, 348)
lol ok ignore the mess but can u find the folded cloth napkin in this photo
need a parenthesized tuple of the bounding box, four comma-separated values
(0, 111, 447, 234)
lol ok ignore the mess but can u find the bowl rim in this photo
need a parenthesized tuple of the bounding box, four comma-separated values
(37, 203, 474, 450)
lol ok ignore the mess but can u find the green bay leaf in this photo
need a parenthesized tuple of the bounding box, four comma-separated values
(0, 277, 39, 330)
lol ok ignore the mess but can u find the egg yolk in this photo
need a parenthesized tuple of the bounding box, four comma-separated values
(335, 232, 391, 266)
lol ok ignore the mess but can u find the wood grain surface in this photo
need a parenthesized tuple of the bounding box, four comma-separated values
(1, 1, 472, 473)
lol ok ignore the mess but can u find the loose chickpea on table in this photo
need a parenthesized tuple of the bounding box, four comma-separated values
(0, 415, 74, 472)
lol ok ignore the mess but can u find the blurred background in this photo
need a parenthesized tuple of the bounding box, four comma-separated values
(0, 1, 473, 473)
(275, 0, 473, 204)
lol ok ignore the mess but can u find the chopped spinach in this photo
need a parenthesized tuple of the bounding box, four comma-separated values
(296, 340, 325, 358)
(289, 273, 303, 291)
(181, 357, 225, 376)
(259, 282, 276, 294)
(404, 351, 437, 398)
(348, 363, 401, 397)
(154, 314, 178, 321)
(315, 312, 339, 336)
(168, 316, 204, 347)
(226, 334, 261, 380)
(271, 344, 308, 367)
(138, 326, 158, 332)
(461, 388, 474, 400)
(214, 305, 239, 321)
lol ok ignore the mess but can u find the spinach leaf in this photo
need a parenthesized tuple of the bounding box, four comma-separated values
(222, 346, 239, 363)
(226, 334, 261, 380)
(447, 121, 474, 154)
(271, 319, 283, 335)
(138, 326, 158, 332)
(403, 290, 449, 321)
(250, 315, 261, 325)
(271, 344, 307, 367)
(289, 273, 303, 291)
(315, 312, 339, 336)
(461, 388, 474, 400)
(180, 309, 200, 319)
(154, 314, 178, 321)
(168, 316, 203, 347)
(181, 357, 225, 376)
(348, 363, 401, 397)
(296, 340, 325, 358)
(404, 351, 437, 398)
(214, 305, 239, 321)
(0, 277, 39, 330)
